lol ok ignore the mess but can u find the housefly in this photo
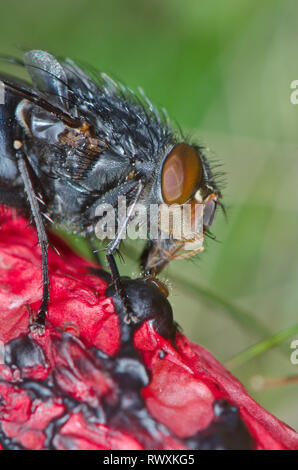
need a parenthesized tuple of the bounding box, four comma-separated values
(0, 50, 222, 331)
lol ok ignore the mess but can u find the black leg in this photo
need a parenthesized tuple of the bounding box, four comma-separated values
(104, 180, 144, 324)
(106, 252, 137, 324)
(16, 148, 49, 333)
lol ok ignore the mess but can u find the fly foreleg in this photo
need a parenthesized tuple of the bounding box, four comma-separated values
(105, 180, 144, 325)
(16, 144, 49, 333)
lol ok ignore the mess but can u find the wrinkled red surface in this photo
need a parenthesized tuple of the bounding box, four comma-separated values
(0, 212, 297, 450)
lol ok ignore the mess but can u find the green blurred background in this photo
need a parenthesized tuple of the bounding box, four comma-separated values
(1, 0, 298, 429)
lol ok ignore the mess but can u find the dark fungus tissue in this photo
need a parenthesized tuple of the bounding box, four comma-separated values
(0, 213, 297, 449)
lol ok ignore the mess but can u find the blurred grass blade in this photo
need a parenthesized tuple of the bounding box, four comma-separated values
(225, 323, 298, 370)
(170, 272, 273, 338)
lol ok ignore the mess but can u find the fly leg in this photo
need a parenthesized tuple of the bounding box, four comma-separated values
(86, 233, 134, 320)
(105, 252, 137, 324)
(16, 145, 49, 333)
(105, 180, 144, 324)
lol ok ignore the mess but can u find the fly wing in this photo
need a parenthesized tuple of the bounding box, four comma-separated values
(23, 50, 70, 110)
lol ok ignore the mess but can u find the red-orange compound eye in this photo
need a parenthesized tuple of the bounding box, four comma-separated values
(161, 143, 203, 204)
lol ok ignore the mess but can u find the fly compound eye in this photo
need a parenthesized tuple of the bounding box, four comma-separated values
(161, 143, 203, 205)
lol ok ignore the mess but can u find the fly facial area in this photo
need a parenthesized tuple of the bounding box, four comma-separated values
(142, 192, 219, 276)
(155, 142, 220, 263)
(158, 192, 218, 254)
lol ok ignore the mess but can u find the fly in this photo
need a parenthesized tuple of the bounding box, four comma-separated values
(0, 50, 222, 332)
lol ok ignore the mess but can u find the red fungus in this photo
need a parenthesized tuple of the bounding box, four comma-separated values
(0, 211, 297, 450)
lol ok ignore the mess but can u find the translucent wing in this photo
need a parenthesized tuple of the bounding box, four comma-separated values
(23, 50, 70, 109)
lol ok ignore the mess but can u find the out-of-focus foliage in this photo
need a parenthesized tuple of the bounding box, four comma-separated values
(1, 0, 298, 429)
